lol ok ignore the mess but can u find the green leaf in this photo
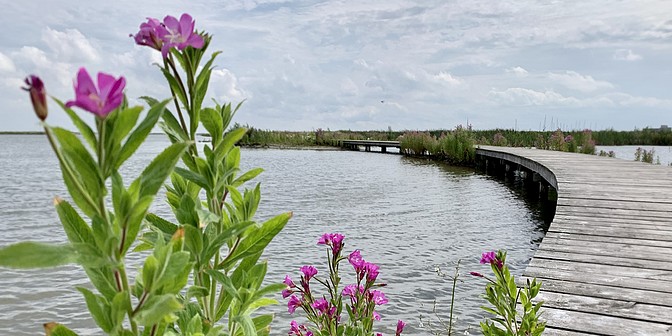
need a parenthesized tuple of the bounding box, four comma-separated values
(44, 323, 79, 336)
(251, 314, 274, 334)
(132, 141, 190, 199)
(77, 287, 113, 332)
(187, 286, 209, 298)
(232, 168, 263, 188)
(54, 98, 97, 151)
(54, 198, 93, 244)
(174, 167, 210, 189)
(117, 99, 171, 169)
(201, 107, 223, 145)
(133, 294, 182, 326)
(145, 213, 178, 235)
(214, 128, 247, 164)
(233, 315, 257, 336)
(245, 298, 277, 314)
(0, 242, 76, 268)
(206, 270, 241, 301)
(183, 225, 204, 258)
(220, 212, 291, 269)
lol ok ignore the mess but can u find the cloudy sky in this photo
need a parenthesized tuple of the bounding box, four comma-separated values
(1, 0, 671, 131)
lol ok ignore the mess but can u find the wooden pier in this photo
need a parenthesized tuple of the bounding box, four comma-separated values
(340, 140, 672, 334)
(338, 140, 401, 153)
(476, 146, 672, 335)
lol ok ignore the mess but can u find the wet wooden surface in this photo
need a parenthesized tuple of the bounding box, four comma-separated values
(476, 146, 672, 335)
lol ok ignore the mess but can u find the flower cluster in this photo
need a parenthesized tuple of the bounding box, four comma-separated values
(133, 13, 205, 58)
(284, 233, 405, 336)
(479, 251, 503, 269)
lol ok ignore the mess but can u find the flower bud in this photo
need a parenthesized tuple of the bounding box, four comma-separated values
(22, 75, 48, 121)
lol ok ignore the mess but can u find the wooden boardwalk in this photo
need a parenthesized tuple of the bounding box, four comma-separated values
(476, 146, 672, 336)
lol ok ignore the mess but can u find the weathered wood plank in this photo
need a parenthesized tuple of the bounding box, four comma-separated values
(535, 291, 672, 324)
(544, 231, 672, 248)
(533, 250, 672, 271)
(529, 258, 672, 281)
(520, 277, 672, 308)
(538, 305, 672, 335)
(524, 266, 672, 293)
(548, 225, 672, 242)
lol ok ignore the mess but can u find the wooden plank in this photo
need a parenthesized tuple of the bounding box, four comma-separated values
(536, 291, 672, 324)
(520, 277, 672, 308)
(537, 305, 672, 335)
(529, 258, 672, 281)
(533, 250, 672, 272)
(552, 218, 672, 233)
(524, 266, 672, 294)
(550, 221, 672, 237)
(538, 237, 672, 261)
(548, 225, 672, 242)
(543, 328, 601, 336)
(544, 231, 672, 248)
(557, 198, 672, 211)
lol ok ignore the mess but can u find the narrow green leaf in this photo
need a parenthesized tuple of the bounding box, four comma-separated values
(0, 242, 76, 268)
(220, 212, 291, 268)
(232, 168, 263, 188)
(201, 107, 223, 145)
(77, 287, 113, 332)
(234, 315, 257, 336)
(133, 141, 190, 199)
(206, 270, 241, 300)
(145, 213, 178, 235)
(174, 167, 210, 189)
(54, 198, 93, 244)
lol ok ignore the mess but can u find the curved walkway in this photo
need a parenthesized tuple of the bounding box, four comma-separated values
(476, 146, 672, 336)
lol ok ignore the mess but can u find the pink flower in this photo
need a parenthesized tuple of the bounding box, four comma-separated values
(364, 262, 380, 283)
(300, 266, 317, 281)
(157, 13, 205, 58)
(470, 271, 484, 278)
(65, 68, 125, 118)
(349, 250, 365, 272)
(371, 290, 388, 305)
(287, 295, 302, 314)
(342, 284, 362, 297)
(284, 275, 296, 288)
(289, 320, 313, 336)
(373, 311, 381, 321)
(396, 320, 406, 335)
(480, 251, 497, 264)
(133, 17, 163, 50)
(311, 298, 329, 315)
(282, 289, 293, 298)
(22, 75, 48, 121)
(317, 233, 345, 256)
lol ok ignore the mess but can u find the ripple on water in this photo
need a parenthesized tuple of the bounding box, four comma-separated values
(0, 135, 550, 335)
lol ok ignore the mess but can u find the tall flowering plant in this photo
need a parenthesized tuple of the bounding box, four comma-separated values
(471, 250, 545, 336)
(132, 14, 291, 335)
(283, 233, 405, 336)
(4, 68, 191, 336)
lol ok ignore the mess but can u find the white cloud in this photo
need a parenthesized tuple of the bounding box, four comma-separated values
(505, 66, 528, 77)
(41, 28, 99, 63)
(0, 52, 16, 73)
(548, 71, 614, 92)
(613, 49, 642, 61)
(433, 71, 463, 86)
(489, 88, 581, 106)
(211, 68, 250, 102)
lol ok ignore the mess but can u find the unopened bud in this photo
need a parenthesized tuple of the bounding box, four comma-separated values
(172, 227, 185, 241)
(22, 75, 48, 121)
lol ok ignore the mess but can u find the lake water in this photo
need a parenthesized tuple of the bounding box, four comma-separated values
(0, 135, 551, 335)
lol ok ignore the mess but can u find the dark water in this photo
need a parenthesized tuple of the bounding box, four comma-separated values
(0, 135, 550, 335)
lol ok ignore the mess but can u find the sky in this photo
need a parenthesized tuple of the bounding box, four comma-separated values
(1, 0, 671, 131)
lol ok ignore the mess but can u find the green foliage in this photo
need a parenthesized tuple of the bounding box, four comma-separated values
(399, 126, 476, 165)
(139, 24, 291, 336)
(478, 251, 545, 336)
(635, 147, 658, 164)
